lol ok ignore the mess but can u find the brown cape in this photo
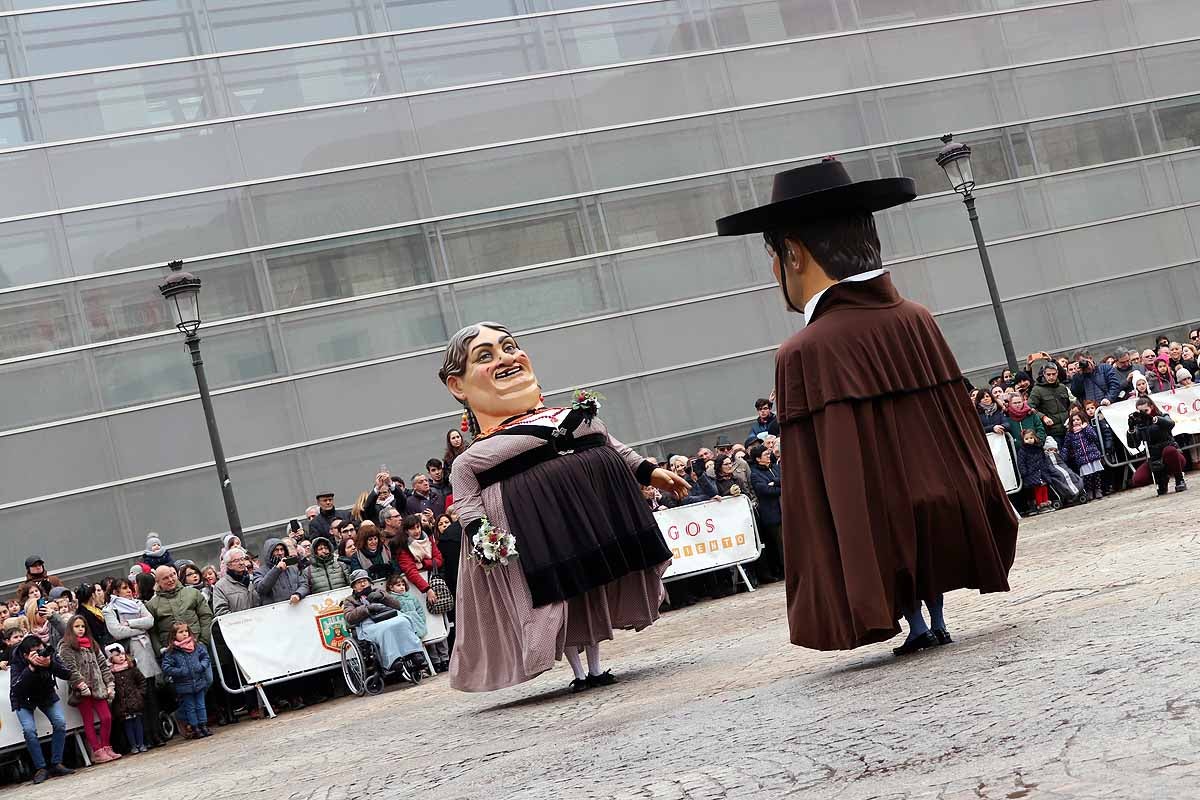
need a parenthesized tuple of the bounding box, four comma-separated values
(776, 273, 1018, 650)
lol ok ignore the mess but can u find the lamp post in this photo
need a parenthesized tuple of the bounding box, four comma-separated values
(158, 260, 243, 539)
(935, 133, 1018, 375)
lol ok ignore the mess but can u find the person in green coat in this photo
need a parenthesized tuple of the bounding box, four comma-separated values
(292, 537, 351, 604)
(1004, 393, 1046, 444)
(145, 566, 213, 653)
(1027, 362, 1072, 443)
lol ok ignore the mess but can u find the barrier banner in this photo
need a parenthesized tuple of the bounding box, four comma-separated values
(214, 585, 449, 685)
(987, 432, 1020, 493)
(0, 672, 84, 750)
(1101, 387, 1200, 455)
(657, 496, 760, 580)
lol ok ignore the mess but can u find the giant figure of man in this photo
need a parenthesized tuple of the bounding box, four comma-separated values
(716, 159, 1019, 655)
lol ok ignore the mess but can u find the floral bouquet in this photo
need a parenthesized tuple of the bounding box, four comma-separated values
(571, 389, 604, 418)
(470, 516, 518, 569)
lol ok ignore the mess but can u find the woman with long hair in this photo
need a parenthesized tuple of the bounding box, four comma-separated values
(444, 428, 467, 474)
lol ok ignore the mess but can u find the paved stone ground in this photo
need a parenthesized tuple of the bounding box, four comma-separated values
(21, 486, 1200, 799)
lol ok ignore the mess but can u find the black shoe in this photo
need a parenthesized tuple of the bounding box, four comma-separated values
(569, 677, 590, 693)
(199, 726, 213, 737)
(932, 628, 953, 645)
(1157, 486, 1169, 496)
(586, 670, 617, 688)
(892, 631, 939, 656)
(48, 763, 74, 777)
(1176, 478, 1188, 492)
(32, 769, 48, 785)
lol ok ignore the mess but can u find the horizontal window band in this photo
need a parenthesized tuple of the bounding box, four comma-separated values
(0, 26, 1185, 230)
(0, 0, 150, 18)
(0, 0, 1101, 97)
(2, 134, 1198, 371)
(0, 343, 779, 510)
(0, 410, 763, 589)
(3, 80, 1198, 301)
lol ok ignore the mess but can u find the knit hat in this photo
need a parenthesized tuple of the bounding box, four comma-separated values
(223, 547, 247, 565)
(1128, 370, 1148, 390)
(222, 533, 239, 549)
(48, 586, 72, 600)
(349, 569, 370, 585)
(145, 533, 162, 551)
(104, 642, 125, 656)
(1177, 366, 1192, 382)
(1043, 436, 1058, 451)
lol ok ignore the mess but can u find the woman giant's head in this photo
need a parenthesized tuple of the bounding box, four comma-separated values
(439, 323, 541, 434)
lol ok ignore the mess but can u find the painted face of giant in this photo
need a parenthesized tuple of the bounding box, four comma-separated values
(447, 326, 542, 428)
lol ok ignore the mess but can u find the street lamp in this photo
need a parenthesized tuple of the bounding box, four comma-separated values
(935, 133, 1018, 375)
(158, 260, 243, 539)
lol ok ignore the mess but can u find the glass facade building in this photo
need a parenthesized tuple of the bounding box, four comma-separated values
(3, 0, 1200, 583)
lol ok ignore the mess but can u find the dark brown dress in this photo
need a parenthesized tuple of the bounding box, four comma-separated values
(776, 274, 1018, 650)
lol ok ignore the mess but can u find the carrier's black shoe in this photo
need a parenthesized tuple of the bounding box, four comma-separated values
(892, 631, 939, 656)
(569, 677, 590, 693)
(1176, 478, 1188, 492)
(586, 670, 617, 688)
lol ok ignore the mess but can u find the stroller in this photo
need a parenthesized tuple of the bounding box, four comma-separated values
(1044, 437, 1088, 508)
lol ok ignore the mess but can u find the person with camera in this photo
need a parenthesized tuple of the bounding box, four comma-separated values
(1127, 397, 1188, 495)
(252, 538, 304, 607)
(9, 633, 79, 782)
(1070, 350, 1122, 407)
(341, 570, 426, 682)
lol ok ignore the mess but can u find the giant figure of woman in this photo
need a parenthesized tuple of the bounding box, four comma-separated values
(438, 322, 690, 692)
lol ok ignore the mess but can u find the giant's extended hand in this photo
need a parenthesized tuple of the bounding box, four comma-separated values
(650, 468, 690, 500)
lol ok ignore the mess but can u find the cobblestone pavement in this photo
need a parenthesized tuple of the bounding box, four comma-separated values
(25, 488, 1200, 799)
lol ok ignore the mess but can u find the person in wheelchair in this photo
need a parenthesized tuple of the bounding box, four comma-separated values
(341, 571, 426, 681)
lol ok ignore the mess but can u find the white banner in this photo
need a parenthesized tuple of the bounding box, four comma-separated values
(0, 671, 84, 750)
(987, 432, 1020, 493)
(214, 584, 449, 685)
(1100, 386, 1200, 455)
(656, 496, 761, 580)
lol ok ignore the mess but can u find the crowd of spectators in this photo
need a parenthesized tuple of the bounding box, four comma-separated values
(974, 329, 1200, 514)
(14, 333, 1191, 783)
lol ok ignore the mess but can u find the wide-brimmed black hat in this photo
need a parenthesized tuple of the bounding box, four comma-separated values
(716, 158, 916, 236)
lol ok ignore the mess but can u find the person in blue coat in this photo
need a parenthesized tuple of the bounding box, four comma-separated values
(748, 444, 783, 583)
(1070, 351, 1121, 405)
(160, 620, 212, 739)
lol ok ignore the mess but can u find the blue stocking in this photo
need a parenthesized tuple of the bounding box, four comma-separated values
(903, 605, 929, 641)
(927, 594, 946, 632)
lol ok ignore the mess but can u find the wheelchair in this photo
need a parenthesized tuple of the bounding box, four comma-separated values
(339, 627, 423, 697)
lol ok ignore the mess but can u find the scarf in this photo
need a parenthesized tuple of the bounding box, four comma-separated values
(110, 658, 130, 673)
(363, 545, 386, 566)
(174, 634, 196, 653)
(110, 595, 144, 617)
(1007, 402, 1033, 421)
(76, 634, 93, 651)
(83, 603, 104, 621)
(229, 569, 251, 587)
(29, 619, 51, 644)
(408, 533, 433, 563)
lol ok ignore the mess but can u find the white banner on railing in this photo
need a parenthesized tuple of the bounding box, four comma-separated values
(987, 432, 1020, 493)
(0, 672, 84, 751)
(657, 496, 761, 580)
(1100, 387, 1200, 455)
(214, 584, 449, 685)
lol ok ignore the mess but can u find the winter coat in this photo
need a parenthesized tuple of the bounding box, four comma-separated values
(298, 539, 352, 598)
(211, 571, 259, 616)
(355, 543, 396, 580)
(1148, 371, 1175, 393)
(395, 534, 443, 594)
(308, 508, 352, 540)
(1062, 425, 1103, 470)
(142, 549, 174, 570)
(978, 403, 1008, 433)
(103, 598, 162, 679)
(1127, 412, 1177, 465)
(341, 589, 404, 628)
(749, 461, 782, 526)
(57, 640, 114, 705)
(1015, 442, 1052, 487)
(110, 665, 146, 718)
(9, 635, 73, 712)
(252, 537, 304, 606)
(1071, 364, 1122, 404)
(1027, 377, 1072, 440)
(405, 489, 446, 518)
(1005, 411, 1045, 444)
(745, 413, 780, 446)
(160, 642, 211, 695)
(146, 584, 213, 653)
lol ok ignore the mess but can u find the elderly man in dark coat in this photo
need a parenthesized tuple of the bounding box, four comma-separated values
(716, 158, 1018, 655)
